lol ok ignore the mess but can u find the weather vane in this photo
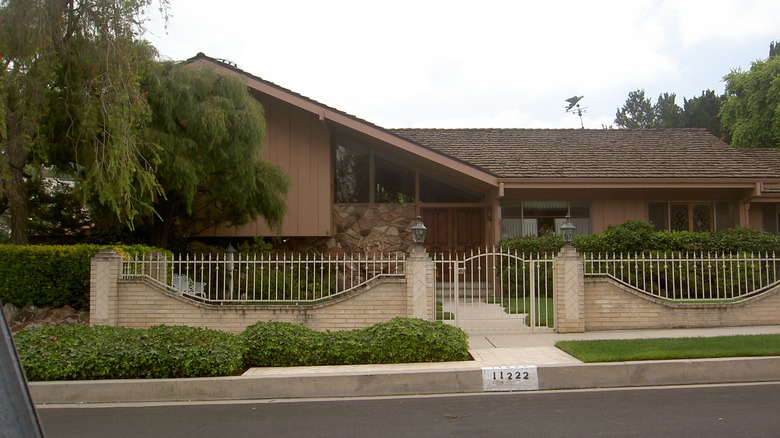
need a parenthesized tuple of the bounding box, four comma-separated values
(565, 96, 587, 129)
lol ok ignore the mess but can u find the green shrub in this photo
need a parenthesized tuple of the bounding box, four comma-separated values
(241, 318, 470, 367)
(13, 324, 246, 381)
(0, 244, 166, 310)
(498, 234, 564, 254)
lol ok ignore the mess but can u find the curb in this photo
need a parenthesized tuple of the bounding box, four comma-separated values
(29, 356, 780, 405)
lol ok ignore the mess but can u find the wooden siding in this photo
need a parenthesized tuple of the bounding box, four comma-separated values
(203, 93, 332, 238)
(590, 200, 646, 234)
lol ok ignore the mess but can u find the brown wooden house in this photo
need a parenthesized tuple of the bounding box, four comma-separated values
(187, 53, 780, 254)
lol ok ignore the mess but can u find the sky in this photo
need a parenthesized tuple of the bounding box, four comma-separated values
(143, 0, 779, 130)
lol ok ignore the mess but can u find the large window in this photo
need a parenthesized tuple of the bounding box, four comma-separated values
(500, 201, 591, 239)
(648, 202, 736, 232)
(335, 139, 414, 203)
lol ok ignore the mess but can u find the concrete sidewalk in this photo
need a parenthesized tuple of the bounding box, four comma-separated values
(30, 326, 780, 405)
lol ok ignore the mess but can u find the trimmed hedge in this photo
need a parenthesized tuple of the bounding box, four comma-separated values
(13, 324, 247, 381)
(499, 221, 780, 254)
(240, 318, 470, 367)
(0, 244, 167, 310)
(13, 318, 471, 380)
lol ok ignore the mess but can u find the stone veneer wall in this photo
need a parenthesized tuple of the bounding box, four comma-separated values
(114, 278, 408, 334)
(584, 277, 780, 330)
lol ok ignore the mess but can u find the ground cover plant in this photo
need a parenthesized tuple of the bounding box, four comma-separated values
(555, 334, 780, 363)
(13, 318, 470, 380)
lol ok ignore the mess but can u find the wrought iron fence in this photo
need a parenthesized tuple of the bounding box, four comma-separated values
(584, 252, 780, 301)
(121, 252, 406, 303)
(434, 248, 555, 330)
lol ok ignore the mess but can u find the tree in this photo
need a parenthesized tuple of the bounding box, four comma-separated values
(136, 62, 289, 248)
(0, 0, 169, 244)
(614, 89, 656, 129)
(653, 92, 683, 128)
(681, 90, 723, 138)
(720, 54, 780, 149)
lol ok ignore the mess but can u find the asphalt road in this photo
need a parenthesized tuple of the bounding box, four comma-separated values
(37, 382, 780, 438)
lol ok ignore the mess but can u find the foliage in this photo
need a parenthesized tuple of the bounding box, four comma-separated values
(614, 89, 723, 136)
(0, 244, 165, 309)
(499, 221, 780, 254)
(14, 324, 246, 381)
(241, 318, 470, 367)
(138, 62, 289, 248)
(0, 0, 170, 243)
(614, 89, 656, 129)
(556, 335, 780, 363)
(682, 90, 724, 138)
(720, 54, 780, 150)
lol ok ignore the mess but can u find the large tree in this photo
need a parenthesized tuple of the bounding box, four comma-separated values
(681, 90, 723, 138)
(614, 89, 656, 129)
(137, 62, 289, 248)
(720, 53, 780, 149)
(0, 0, 168, 244)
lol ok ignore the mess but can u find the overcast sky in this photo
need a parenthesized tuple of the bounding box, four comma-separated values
(144, 0, 779, 130)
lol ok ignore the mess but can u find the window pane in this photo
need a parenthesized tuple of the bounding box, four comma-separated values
(648, 202, 668, 231)
(375, 156, 415, 203)
(715, 202, 737, 230)
(420, 174, 483, 203)
(523, 201, 568, 218)
(670, 204, 689, 231)
(335, 144, 369, 203)
(692, 204, 712, 232)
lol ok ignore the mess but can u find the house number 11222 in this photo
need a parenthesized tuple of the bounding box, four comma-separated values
(482, 366, 539, 391)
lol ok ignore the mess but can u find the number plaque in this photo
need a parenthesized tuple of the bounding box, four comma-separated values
(482, 366, 539, 391)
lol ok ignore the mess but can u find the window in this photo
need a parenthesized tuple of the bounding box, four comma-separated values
(648, 202, 735, 232)
(419, 174, 484, 203)
(335, 139, 414, 204)
(500, 201, 591, 239)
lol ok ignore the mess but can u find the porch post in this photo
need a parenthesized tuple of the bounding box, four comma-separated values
(90, 248, 123, 327)
(554, 245, 585, 333)
(406, 246, 434, 321)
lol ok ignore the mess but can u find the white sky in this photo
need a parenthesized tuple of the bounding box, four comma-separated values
(143, 0, 779, 130)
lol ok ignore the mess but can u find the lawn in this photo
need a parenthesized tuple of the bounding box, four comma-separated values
(555, 334, 780, 363)
(488, 297, 555, 327)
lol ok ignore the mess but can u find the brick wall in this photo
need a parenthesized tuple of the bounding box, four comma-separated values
(584, 277, 780, 331)
(115, 278, 408, 334)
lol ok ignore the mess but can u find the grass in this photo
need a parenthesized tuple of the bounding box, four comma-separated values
(555, 334, 780, 363)
(488, 297, 555, 327)
(435, 301, 454, 320)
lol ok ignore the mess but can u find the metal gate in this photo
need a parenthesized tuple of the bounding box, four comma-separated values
(434, 249, 555, 334)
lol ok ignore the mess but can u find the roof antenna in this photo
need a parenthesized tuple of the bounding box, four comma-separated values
(565, 96, 587, 129)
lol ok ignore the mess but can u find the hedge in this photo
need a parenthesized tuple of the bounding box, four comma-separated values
(0, 244, 167, 310)
(13, 324, 246, 381)
(13, 318, 471, 380)
(499, 221, 780, 254)
(240, 318, 470, 367)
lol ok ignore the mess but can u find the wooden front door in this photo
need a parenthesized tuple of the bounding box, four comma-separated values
(421, 207, 485, 253)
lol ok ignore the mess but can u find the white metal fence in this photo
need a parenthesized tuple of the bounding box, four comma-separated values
(121, 252, 406, 303)
(584, 252, 780, 301)
(434, 249, 555, 332)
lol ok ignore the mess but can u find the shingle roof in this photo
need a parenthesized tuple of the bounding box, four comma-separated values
(388, 128, 780, 179)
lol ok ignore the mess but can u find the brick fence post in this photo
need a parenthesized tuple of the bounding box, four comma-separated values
(554, 245, 585, 333)
(406, 246, 434, 321)
(90, 248, 123, 327)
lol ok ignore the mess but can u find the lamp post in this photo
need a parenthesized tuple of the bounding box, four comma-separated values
(560, 216, 576, 246)
(226, 244, 236, 298)
(411, 216, 427, 252)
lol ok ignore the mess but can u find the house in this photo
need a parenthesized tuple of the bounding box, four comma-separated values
(186, 53, 780, 254)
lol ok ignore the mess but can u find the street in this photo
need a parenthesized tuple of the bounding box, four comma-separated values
(38, 382, 780, 438)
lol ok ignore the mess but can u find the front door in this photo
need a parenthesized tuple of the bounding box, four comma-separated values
(422, 207, 485, 253)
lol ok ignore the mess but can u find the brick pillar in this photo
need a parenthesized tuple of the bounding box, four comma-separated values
(406, 246, 434, 321)
(90, 248, 123, 326)
(554, 245, 585, 333)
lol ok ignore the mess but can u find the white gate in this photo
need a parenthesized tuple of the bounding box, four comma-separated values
(434, 249, 555, 334)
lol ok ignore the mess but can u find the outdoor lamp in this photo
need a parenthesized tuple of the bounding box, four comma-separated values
(411, 216, 427, 246)
(561, 216, 576, 245)
(226, 243, 237, 271)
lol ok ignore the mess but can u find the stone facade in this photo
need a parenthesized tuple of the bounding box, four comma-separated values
(332, 204, 417, 254)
